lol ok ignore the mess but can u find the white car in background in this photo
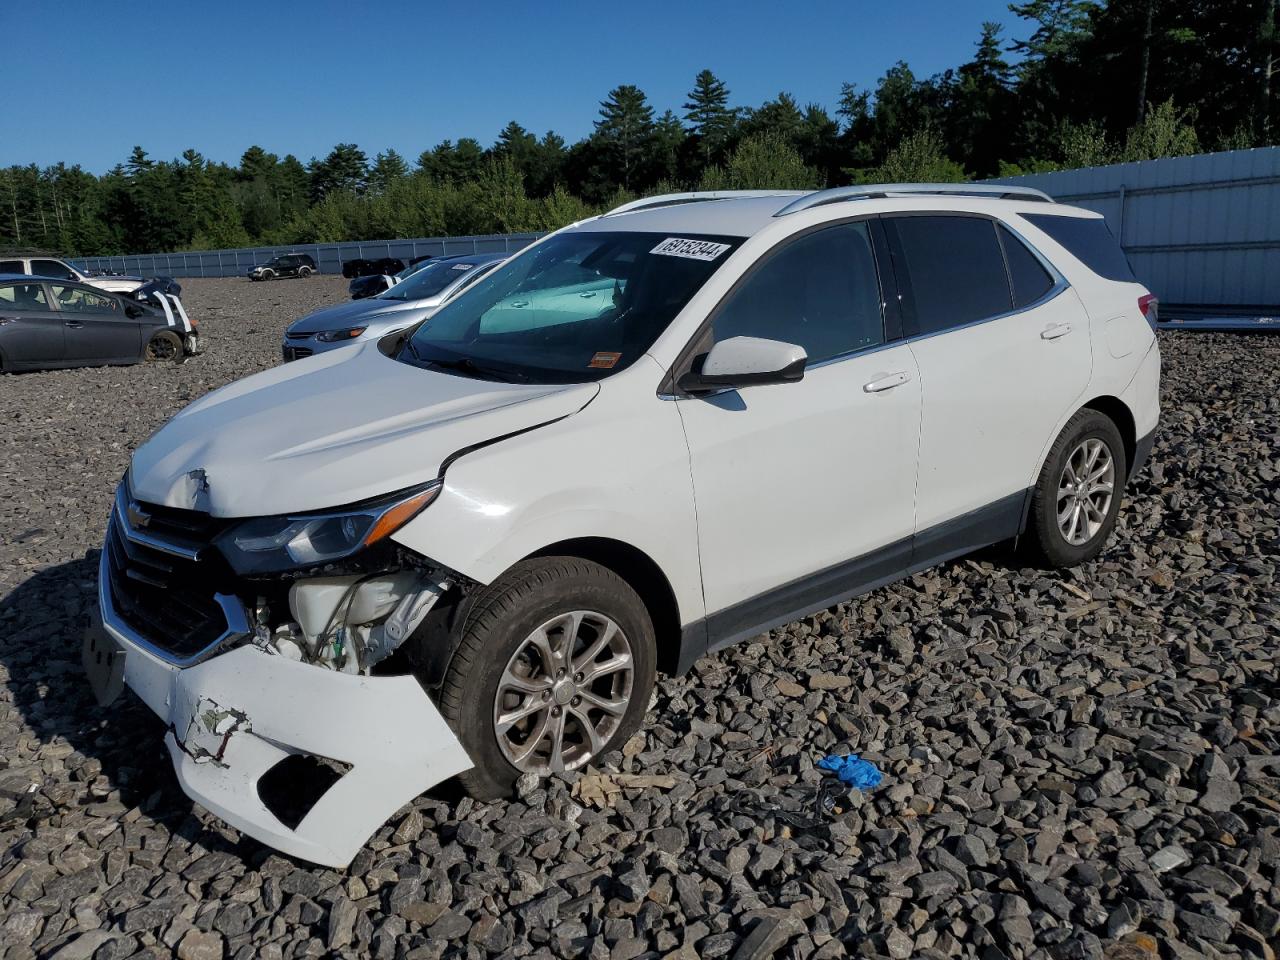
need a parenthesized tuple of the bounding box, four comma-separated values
(87, 184, 1159, 866)
(0, 254, 153, 295)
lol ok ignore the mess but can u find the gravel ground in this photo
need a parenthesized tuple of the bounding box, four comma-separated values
(1, 277, 1277, 960)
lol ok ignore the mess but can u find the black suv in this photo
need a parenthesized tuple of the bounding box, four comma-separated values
(248, 254, 317, 281)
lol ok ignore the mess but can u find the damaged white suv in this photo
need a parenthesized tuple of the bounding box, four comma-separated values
(87, 185, 1160, 866)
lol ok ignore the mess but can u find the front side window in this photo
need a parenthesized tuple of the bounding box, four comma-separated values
(885, 216, 1012, 336)
(401, 231, 742, 383)
(0, 283, 50, 310)
(52, 285, 119, 314)
(0, 260, 22, 274)
(709, 221, 885, 363)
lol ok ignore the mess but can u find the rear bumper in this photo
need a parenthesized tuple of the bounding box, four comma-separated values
(95, 549, 472, 867)
(1130, 429, 1155, 479)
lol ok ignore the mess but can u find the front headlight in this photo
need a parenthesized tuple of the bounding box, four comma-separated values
(214, 482, 440, 575)
(315, 326, 368, 342)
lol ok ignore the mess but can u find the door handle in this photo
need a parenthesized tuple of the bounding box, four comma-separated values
(1041, 322, 1072, 340)
(863, 371, 912, 393)
(64, 320, 84, 329)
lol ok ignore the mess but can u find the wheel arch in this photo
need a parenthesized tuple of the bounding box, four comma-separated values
(1079, 394, 1136, 478)
(527, 537, 684, 675)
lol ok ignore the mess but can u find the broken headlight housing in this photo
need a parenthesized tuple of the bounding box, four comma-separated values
(214, 482, 441, 575)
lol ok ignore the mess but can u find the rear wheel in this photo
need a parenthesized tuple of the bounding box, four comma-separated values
(439, 558, 656, 799)
(144, 330, 182, 362)
(297, 266, 312, 278)
(1026, 409, 1127, 567)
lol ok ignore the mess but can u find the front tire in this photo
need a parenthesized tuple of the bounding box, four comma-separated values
(439, 558, 656, 800)
(144, 330, 183, 362)
(1026, 409, 1127, 567)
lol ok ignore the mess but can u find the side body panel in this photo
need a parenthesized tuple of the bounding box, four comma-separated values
(391, 356, 706, 630)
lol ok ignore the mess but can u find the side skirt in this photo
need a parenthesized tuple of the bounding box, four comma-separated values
(675, 489, 1029, 674)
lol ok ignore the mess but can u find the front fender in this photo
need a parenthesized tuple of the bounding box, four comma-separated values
(391, 360, 704, 628)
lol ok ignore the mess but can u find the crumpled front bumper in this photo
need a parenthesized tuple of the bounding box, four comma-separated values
(95, 553, 473, 867)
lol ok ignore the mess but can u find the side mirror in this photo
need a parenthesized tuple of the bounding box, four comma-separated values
(678, 336, 807, 393)
(67, 272, 79, 281)
(125, 303, 144, 318)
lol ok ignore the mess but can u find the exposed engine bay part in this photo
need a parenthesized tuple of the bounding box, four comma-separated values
(257, 570, 452, 673)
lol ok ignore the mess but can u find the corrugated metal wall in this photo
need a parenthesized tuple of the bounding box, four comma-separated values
(72, 233, 544, 280)
(988, 147, 1280, 308)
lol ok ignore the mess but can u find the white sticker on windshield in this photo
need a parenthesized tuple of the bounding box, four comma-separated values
(452, 263, 474, 271)
(650, 237, 731, 261)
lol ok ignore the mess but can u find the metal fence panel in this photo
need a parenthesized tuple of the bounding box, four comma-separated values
(988, 146, 1280, 308)
(71, 232, 545, 281)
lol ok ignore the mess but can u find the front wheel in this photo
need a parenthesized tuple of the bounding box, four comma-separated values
(438, 558, 656, 799)
(1026, 409, 1127, 567)
(144, 330, 183, 362)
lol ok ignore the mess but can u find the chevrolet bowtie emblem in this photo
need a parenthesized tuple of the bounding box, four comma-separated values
(126, 501, 151, 529)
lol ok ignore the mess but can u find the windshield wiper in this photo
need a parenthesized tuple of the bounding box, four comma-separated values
(426, 355, 529, 383)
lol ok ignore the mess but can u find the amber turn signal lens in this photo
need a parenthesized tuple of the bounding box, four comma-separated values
(361, 485, 441, 547)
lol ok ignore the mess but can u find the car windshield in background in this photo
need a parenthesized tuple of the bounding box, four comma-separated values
(380, 260, 475, 301)
(400, 231, 743, 384)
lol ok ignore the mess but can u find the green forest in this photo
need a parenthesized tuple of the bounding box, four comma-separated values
(4, 0, 1276, 257)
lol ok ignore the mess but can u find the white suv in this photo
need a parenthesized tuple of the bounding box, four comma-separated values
(87, 185, 1160, 866)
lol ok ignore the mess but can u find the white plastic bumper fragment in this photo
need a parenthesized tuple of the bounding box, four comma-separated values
(98, 634, 473, 867)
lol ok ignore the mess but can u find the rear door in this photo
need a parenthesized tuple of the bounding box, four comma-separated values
(0, 281, 64, 366)
(883, 214, 1092, 558)
(50, 284, 141, 362)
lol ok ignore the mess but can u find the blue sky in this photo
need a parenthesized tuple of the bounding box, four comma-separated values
(8, 0, 1024, 173)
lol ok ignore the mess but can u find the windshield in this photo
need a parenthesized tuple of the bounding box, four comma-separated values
(380, 259, 479, 301)
(399, 231, 742, 384)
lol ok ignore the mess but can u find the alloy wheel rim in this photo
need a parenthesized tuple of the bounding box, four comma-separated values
(147, 338, 177, 361)
(1056, 437, 1115, 546)
(494, 610, 633, 774)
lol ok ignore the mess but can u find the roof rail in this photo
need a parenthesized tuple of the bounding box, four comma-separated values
(604, 190, 805, 217)
(773, 183, 1054, 217)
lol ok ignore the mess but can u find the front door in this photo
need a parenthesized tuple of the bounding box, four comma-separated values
(674, 220, 921, 647)
(882, 214, 1093, 557)
(50, 285, 141, 362)
(0, 281, 63, 365)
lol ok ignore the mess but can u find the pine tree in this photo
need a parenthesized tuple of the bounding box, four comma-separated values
(593, 85, 655, 191)
(683, 69, 735, 165)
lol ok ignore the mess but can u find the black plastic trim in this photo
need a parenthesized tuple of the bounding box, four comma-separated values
(675, 487, 1030, 673)
(1129, 429, 1155, 480)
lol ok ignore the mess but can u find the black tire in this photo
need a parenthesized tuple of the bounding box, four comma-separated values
(261, 269, 275, 281)
(1025, 409, 1128, 568)
(144, 330, 183, 363)
(439, 557, 656, 800)
(297, 266, 312, 278)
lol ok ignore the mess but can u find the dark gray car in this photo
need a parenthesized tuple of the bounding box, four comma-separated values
(0, 275, 196, 372)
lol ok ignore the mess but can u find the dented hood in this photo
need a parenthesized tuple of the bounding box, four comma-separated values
(129, 342, 598, 516)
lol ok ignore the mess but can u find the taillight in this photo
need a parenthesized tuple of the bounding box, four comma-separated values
(1138, 293, 1159, 330)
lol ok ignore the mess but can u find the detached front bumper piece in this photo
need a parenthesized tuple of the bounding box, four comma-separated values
(94, 551, 473, 867)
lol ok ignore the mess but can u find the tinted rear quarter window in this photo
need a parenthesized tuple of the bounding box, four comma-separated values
(1021, 213, 1135, 282)
(886, 216, 1012, 336)
(998, 225, 1055, 308)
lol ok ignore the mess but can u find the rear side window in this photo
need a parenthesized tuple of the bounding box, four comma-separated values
(998, 225, 1055, 308)
(1021, 213, 1135, 282)
(0, 260, 23, 274)
(0, 283, 50, 310)
(885, 216, 1012, 336)
(711, 221, 885, 363)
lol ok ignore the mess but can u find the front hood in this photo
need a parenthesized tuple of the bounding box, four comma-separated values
(130, 343, 599, 517)
(287, 296, 433, 334)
